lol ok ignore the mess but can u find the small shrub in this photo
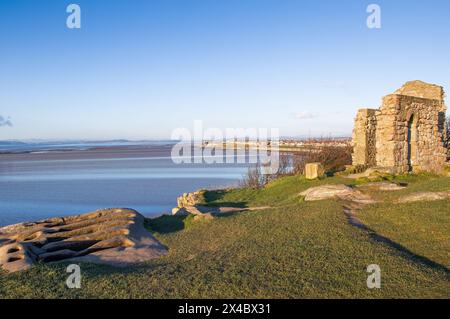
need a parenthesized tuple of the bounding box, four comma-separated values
(240, 164, 267, 189)
(274, 153, 292, 177)
(293, 145, 352, 175)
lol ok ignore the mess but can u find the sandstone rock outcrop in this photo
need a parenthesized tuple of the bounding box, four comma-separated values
(173, 190, 214, 217)
(176, 191, 204, 208)
(299, 184, 375, 203)
(356, 182, 406, 191)
(172, 191, 269, 218)
(397, 191, 450, 203)
(352, 80, 448, 174)
(0, 208, 167, 273)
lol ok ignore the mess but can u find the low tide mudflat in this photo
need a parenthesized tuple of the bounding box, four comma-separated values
(0, 143, 248, 226)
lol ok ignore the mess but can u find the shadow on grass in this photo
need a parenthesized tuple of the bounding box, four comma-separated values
(145, 215, 192, 234)
(343, 204, 450, 277)
(369, 228, 450, 276)
(203, 190, 248, 208)
(145, 208, 246, 235)
(203, 190, 227, 203)
(30, 258, 165, 280)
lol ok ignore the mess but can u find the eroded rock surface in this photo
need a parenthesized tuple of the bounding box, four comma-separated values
(172, 190, 267, 218)
(0, 208, 167, 273)
(176, 191, 204, 208)
(357, 182, 406, 191)
(300, 184, 375, 204)
(172, 204, 268, 219)
(397, 191, 450, 203)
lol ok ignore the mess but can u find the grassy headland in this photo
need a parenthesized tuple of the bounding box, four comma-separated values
(0, 174, 449, 298)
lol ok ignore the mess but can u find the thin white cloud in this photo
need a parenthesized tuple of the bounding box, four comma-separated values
(295, 111, 316, 120)
(0, 116, 13, 127)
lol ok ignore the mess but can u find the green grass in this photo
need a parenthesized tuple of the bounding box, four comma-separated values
(145, 214, 196, 234)
(203, 175, 351, 207)
(0, 174, 449, 298)
(356, 174, 450, 269)
(358, 173, 450, 202)
(359, 201, 450, 269)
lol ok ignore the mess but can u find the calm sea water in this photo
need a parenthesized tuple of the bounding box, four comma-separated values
(0, 142, 249, 226)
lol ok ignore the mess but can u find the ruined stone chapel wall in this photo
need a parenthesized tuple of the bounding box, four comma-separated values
(352, 80, 448, 174)
(351, 109, 377, 166)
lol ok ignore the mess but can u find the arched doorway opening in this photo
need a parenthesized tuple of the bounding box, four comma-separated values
(407, 114, 418, 171)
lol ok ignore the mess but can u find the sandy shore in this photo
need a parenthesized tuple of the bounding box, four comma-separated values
(0, 143, 175, 162)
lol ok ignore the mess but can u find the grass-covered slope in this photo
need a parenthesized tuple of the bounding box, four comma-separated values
(0, 175, 449, 298)
(357, 174, 450, 270)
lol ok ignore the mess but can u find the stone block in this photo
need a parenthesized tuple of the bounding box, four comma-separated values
(305, 162, 324, 180)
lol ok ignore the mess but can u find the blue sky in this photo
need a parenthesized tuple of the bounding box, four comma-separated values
(0, 0, 449, 140)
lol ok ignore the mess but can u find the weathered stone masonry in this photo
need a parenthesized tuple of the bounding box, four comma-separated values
(352, 81, 448, 174)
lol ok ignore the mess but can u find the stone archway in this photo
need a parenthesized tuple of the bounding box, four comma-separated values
(352, 81, 447, 174)
(407, 114, 418, 171)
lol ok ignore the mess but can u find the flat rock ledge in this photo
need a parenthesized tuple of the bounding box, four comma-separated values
(0, 208, 167, 273)
(299, 184, 376, 204)
(172, 205, 253, 217)
(172, 191, 268, 219)
(397, 191, 450, 203)
(356, 182, 406, 191)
